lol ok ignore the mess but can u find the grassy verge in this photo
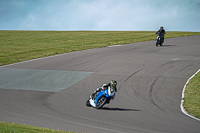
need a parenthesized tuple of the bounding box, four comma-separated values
(1, 31, 200, 66)
(183, 71, 200, 119)
(0, 121, 76, 133)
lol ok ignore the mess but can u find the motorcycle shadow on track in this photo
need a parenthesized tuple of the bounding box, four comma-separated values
(159, 45, 176, 47)
(101, 107, 141, 111)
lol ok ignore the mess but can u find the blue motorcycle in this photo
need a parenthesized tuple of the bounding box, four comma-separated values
(156, 32, 164, 46)
(86, 86, 116, 109)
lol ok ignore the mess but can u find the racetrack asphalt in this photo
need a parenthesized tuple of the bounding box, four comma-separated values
(0, 35, 200, 133)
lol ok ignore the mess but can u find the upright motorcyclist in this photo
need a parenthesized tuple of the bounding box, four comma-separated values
(90, 80, 117, 100)
(156, 26, 166, 45)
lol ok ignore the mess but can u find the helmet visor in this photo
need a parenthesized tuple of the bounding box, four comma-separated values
(111, 84, 116, 88)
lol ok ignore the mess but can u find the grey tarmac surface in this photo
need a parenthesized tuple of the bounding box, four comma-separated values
(0, 35, 200, 133)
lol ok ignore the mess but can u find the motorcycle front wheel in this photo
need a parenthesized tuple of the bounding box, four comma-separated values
(156, 41, 159, 46)
(86, 99, 92, 107)
(96, 96, 107, 109)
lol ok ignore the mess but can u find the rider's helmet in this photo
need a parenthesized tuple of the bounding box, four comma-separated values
(110, 80, 117, 88)
(160, 26, 163, 30)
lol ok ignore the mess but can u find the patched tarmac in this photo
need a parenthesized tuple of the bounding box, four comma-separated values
(0, 68, 93, 92)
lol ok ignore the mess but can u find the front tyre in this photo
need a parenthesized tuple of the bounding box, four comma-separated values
(156, 41, 159, 47)
(86, 99, 92, 107)
(96, 96, 107, 109)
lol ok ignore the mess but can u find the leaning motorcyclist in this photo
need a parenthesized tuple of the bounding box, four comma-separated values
(156, 26, 166, 44)
(90, 80, 117, 99)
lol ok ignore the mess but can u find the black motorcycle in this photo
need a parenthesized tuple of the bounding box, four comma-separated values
(156, 32, 164, 46)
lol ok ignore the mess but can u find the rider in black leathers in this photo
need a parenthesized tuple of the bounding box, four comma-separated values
(156, 26, 166, 44)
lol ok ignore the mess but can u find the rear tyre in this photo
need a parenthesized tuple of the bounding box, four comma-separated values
(86, 99, 92, 107)
(96, 96, 107, 109)
(160, 38, 164, 46)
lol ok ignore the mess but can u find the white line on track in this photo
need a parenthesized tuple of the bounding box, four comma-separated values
(180, 69, 200, 121)
(108, 45, 122, 47)
(0, 52, 73, 68)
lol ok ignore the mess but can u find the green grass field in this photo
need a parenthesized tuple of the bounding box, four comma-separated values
(0, 31, 200, 132)
(0, 121, 75, 133)
(183, 71, 200, 119)
(1, 31, 200, 66)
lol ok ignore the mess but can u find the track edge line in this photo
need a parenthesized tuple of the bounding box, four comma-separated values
(180, 68, 200, 122)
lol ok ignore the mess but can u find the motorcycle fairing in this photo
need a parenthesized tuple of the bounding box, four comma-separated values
(89, 86, 116, 108)
(95, 90, 105, 106)
(89, 99, 96, 107)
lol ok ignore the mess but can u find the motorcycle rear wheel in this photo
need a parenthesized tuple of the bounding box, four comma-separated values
(96, 96, 107, 109)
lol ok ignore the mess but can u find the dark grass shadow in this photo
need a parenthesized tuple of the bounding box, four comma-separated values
(101, 107, 141, 111)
